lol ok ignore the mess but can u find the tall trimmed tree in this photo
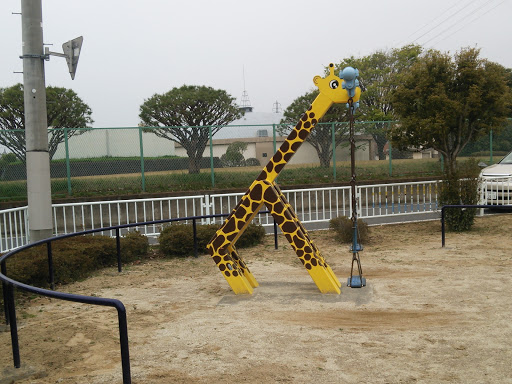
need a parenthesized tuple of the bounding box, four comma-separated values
(0, 84, 93, 161)
(139, 85, 242, 174)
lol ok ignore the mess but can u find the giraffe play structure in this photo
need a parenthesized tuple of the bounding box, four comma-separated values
(206, 63, 361, 294)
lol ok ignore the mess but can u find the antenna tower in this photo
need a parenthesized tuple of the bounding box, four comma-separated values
(272, 100, 282, 113)
(240, 66, 252, 109)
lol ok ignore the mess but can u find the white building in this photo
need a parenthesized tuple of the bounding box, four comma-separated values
(52, 127, 174, 160)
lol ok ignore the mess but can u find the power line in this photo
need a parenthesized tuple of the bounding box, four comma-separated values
(425, 0, 506, 47)
(396, 0, 464, 46)
(411, 0, 481, 44)
(421, 0, 500, 47)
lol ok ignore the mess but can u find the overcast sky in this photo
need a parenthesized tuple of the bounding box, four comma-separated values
(1, 0, 511, 128)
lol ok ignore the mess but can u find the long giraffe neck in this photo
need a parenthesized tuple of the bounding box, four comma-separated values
(257, 93, 333, 182)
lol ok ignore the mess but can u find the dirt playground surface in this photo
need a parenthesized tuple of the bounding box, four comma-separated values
(1, 214, 512, 383)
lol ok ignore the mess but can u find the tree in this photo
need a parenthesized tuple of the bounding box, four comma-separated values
(0, 83, 93, 162)
(390, 47, 512, 177)
(335, 45, 423, 159)
(279, 90, 349, 168)
(221, 141, 247, 167)
(139, 85, 242, 174)
(0, 152, 16, 180)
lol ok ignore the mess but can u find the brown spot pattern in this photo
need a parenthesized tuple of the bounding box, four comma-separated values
(206, 90, 339, 293)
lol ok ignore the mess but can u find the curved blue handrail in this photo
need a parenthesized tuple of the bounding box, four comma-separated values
(0, 211, 277, 384)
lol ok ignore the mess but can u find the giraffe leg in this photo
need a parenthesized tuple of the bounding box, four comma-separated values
(207, 181, 266, 294)
(262, 182, 340, 294)
(228, 244, 258, 288)
(274, 184, 341, 288)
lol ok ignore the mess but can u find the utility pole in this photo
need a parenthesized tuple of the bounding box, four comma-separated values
(21, 0, 53, 241)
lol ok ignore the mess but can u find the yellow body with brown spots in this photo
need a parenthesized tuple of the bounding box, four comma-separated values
(206, 64, 361, 294)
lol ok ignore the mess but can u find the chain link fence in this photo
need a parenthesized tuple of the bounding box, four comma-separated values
(460, 119, 512, 165)
(2, 120, 510, 202)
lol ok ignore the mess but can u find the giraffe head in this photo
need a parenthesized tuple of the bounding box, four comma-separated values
(313, 63, 361, 104)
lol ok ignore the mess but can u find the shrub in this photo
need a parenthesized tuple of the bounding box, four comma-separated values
(159, 224, 196, 257)
(1, 233, 150, 288)
(158, 222, 266, 257)
(196, 224, 220, 252)
(236, 222, 266, 248)
(329, 216, 369, 244)
(220, 142, 248, 167)
(121, 231, 150, 262)
(245, 158, 260, 167)
(440, 160, 480, 232)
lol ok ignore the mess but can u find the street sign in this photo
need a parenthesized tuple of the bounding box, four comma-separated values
(62, 36, 83, 80)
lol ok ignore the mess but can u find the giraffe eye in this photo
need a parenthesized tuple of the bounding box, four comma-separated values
(329, 80, 339, 89)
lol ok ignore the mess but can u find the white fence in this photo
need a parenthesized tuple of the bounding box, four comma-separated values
(52, 195, 206, 238)
(0, 206, 29, 252)
(0, 180, 447, 253)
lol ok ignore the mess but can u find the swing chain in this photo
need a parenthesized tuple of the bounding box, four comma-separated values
(347, 97, 365, 288)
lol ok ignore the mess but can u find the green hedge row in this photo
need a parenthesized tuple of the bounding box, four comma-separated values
(0, 232, 149, 301)
(1, 157, 223, 181)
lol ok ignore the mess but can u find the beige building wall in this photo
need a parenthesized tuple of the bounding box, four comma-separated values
(174, 136, 373, 167)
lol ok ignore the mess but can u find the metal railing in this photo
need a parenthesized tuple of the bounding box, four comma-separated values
(52, 194, 205, 237)
(0, 212, 278, 384)
(1, 180, 444, 253)
(0, 206, 29, 252)
(358, 180, 439, 218)
(206, 186, 354, 226)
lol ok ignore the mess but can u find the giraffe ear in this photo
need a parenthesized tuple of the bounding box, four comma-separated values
(313, 75, 321, 85)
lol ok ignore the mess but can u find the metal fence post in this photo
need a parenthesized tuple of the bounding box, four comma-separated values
(441, 206, 446, 247)
(273, 124, 278, 183)
(6, 283, 20, 368)
(193, 218, 198, 258)
(138, 127, 146, 192)
(115, 302, 131, 384)
(273, 219, 278, 250)
(139, 127, 146, 192)
(388, 140, 393, 177)
(47, 241, 55, 290)
(490, 129, 493, 165)
(273, 124, 277, 153)
(209, 126, 215, 188)
(2, 261, 9, 325)
(332, 122, 336, 181)
(116, 228, 122, 272)
(203, 194, 211, 224)
(64, 127, 72, 195)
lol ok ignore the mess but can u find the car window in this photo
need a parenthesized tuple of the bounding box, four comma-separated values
(500, 152, 512, 164)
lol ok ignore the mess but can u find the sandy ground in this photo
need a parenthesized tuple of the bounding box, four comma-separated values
(1, 214, 512, 383)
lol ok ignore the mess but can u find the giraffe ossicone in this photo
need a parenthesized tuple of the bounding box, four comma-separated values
(206, 63, 361, 294)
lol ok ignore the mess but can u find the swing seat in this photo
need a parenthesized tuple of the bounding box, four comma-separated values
(347, 275, 366, 288)
(350, 243, 363, 252)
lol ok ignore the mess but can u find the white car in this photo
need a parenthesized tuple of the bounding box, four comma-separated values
(479, 151, 512, 205)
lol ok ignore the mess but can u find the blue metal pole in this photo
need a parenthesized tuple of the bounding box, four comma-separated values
(47, 241, 55, 290)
